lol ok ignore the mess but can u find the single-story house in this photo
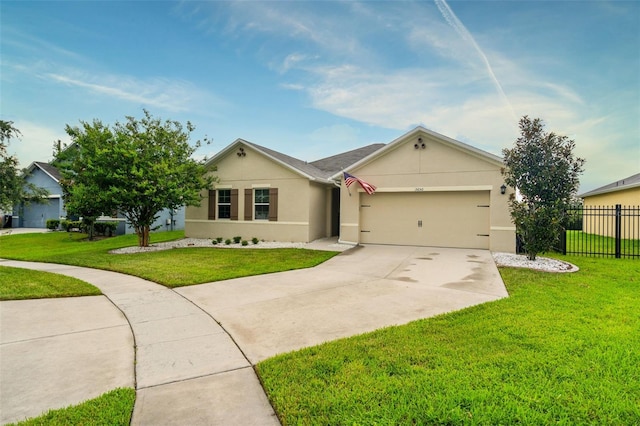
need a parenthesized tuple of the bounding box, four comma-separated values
(13, 161, 185, 234)
(578, 172, 640, 238)
(186, 126, 516, 252)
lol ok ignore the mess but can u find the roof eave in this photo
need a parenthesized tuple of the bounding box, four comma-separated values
(24, 162, 61, 183)
(329, 126, 503, 180)
(580, 181, 640, 198)
(205, 139, 331, 183)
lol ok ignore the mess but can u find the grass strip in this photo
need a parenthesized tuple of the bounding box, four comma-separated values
(9, 388, 135, 426)
(0, 266, 101, 300)
(257, 256, 640, 425)
(566, 230, 640, 257)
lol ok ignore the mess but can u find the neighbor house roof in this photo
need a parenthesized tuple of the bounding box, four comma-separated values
(205, 139, 386, 183)
(579, 172, 640, 198)
(25, 162, 62, 183)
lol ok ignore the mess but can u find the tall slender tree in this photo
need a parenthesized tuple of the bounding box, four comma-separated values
(502, 116, 585, 260)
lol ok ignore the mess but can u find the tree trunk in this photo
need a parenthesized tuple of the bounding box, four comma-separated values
(137, 225, 150, 247)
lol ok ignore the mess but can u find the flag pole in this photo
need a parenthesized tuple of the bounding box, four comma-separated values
(342, 170, 352, 197)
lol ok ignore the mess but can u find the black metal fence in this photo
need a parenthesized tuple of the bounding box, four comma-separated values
(559, 205, 640, 259)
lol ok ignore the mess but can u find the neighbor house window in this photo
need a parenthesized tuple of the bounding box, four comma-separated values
(254, 189, 270, 220)
(218, 189, 231, 219)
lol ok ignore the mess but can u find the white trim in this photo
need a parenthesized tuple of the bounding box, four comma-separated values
(214, 184, 232, 189)
(251, 183, 271, 188)
(580, 181, 640, 198)
(491, 226, 516, 231)
(362, 185, 493, 193)
(341, 223, 359, 227)
(338, 239, 359, 245)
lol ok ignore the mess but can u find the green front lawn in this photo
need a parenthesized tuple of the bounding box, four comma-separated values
(0, 266, 101, 300)
(0, 231, 338, 287)
(257, 256, 640, 425)
(9, 388, 135, 426)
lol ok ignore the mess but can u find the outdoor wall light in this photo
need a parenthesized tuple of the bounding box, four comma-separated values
(414, 137, 426, 150)
(500, 184, 507, 194)
(237, 148, 246, 157)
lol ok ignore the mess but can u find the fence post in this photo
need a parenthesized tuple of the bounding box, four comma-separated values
(615, 204, 622, 259)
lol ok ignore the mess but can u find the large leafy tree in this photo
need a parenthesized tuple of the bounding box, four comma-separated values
(502, 116, 585, 260)
(0, 120, 49, 214)
(62, 111, 214, 246)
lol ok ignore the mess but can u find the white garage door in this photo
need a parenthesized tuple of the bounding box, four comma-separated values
(359, 191, 490, 249)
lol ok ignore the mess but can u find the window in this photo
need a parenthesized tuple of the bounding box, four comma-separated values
(254, 189, 270, 220)
(218, 189, 231, 219)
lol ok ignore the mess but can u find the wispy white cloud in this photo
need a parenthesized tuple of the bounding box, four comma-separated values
(45, 72, 214, 114)
(434, 0, 517, 122)
(6, 120, 68, 168)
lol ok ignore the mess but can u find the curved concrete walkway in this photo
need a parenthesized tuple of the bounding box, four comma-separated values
(1, 244, 508, 425)
(0, 260, 278, 425)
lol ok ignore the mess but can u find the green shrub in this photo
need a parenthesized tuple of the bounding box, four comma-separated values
(216, 237, 223, 243)
(46, 219, 60, 230)
(212, 239, 218, 245)
(61, 220, 82, 232)
(94, 222, 118, 237)
(252, 237, 259, 245)
(241, 240, 248, 246)
(225, 239, 232, 245)
(233, 236, 242, 244)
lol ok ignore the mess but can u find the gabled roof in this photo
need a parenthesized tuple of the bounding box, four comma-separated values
(579, 172, 640, 198)
(205, 138, 385, 183)
(310, 144, 385, 175)
(329, 126, 503, 179)
(25, 161, 62, 183)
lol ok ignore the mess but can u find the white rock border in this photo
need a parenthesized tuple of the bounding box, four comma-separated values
(109, 238, 353, 254)
(492, 252, 579, 273)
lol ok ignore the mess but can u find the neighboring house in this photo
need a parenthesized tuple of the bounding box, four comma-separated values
(14, 162, 65, 228)
(578, 172, 640, 238)
(186, 126, 516, 252)
(14, 161, 185, 233)
(579, 172, 640, 206)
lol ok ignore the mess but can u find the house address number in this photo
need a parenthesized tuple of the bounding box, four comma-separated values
(415, 187, 424, 192)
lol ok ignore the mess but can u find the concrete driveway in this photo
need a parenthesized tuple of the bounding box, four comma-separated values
(178, 244, 508, 363)
(1, 243, 507, 424)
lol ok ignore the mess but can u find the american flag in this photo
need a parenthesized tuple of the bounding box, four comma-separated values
(343, 172, 376, 195)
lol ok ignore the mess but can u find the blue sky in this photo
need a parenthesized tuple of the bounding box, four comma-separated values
(2, 0, 638, 193)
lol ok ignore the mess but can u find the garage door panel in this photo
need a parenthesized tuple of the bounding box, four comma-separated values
(360, 191, 489, 249)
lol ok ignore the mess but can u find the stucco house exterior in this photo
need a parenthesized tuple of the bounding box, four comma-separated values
(13, 161, 185, 234)
(186, 126, 516, 252)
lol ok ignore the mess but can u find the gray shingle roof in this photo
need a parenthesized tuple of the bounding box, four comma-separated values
(33, 162, 62, 182)
(242, 141, 386, 181)
(310, 144, 386, 176)
(247, 142, 332, 180)
(580, 172, 640, 198)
